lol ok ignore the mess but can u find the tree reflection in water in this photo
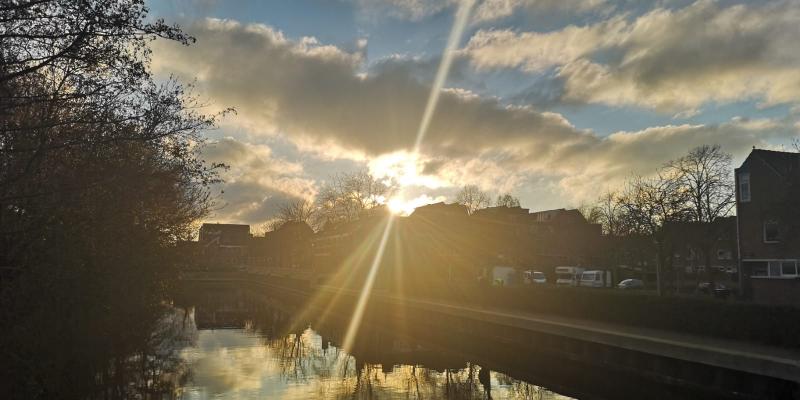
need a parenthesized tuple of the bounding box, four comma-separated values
(176, 288, 569, 400)
(93, 308, 196, 400)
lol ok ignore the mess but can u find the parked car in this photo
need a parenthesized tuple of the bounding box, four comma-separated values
(617, 278, 644, 290)
(524, 270, 547, 284)
(697, 282, 732, 299)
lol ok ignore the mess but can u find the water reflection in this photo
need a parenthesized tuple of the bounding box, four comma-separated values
(176, 284, 571, 400)
(179, 327, 570, 399)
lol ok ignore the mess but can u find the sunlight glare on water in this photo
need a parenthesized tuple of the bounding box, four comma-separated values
(177, 328, 574, 400)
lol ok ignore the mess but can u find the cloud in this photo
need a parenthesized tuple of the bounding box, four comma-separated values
(350, 0, 457, 21)
(152, 18, 585, 162)
(472, 0, 609, 23)
(153, 18, 799, 210)
(464, 0, 800, 112)
(201, 137, 316, 224)
(349, 0, 609, 23)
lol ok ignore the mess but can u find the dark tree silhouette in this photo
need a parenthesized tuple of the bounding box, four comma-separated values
(0, 1, 224, 398)
(495, 193, 520, 208)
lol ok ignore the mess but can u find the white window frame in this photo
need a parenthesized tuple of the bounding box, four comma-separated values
(747, 259, 798, 278)
(739, 172, 751, 202)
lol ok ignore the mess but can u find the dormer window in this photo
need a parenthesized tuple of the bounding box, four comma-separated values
(738, 172, 750, 202)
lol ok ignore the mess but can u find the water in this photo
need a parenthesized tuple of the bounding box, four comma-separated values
(172, 284, 574, 399)
(178, 327, 571, 399)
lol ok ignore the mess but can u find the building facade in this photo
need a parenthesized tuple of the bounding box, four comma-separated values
(735, 149, 800, 306)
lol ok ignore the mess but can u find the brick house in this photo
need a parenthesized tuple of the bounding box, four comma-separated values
(735, 149, 800, 306)
(197, 223, 251, 269)
(250, 221, 314, 270)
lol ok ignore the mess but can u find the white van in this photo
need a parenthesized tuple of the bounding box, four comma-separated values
(555, 266, 585, 286)
(579, 270, 612, 288)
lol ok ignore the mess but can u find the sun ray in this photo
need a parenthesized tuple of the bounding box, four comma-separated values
(333, 0, 475, 373)
(412, 0, 476, 154)
(339, 216, 395, 354)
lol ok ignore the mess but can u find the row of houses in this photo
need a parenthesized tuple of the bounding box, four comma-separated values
(184, 204, 604, 282)
(183, 148, 800, 307)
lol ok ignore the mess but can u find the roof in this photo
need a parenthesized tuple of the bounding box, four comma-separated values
(199, 223, 250, 232)
(529, 208, 586, 224)
(739, 149, 800, 179)
(473, 206, 530, 217)
(410, 202, 468, 217)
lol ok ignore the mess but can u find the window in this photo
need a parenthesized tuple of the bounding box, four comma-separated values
(751, 261, 768, 277)
(739, 172, 751, 202)
(781, 261, 798, 276)
(748, 260, 798, 278)
(769, 260, 781, 276)
(764, 220, 780, 243)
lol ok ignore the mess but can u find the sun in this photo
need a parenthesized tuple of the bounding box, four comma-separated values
(387, 197, 413, 215)
(369, 151, 445, 190)
(387, 194, 445, 216)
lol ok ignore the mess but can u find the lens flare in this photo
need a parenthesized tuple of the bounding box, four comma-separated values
(340, 217, 395, 354)
(412, 0, 475, 154)
(336, 0, 474, 368)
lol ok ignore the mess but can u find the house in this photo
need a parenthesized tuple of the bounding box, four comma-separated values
(199, 223, 250, 246)
(525, 209, 603, 271)
(666, 217, 738, 287)
(250, 221, 314, 270)
(197, 223, 251, 269)
(311, 206, 393, 274)
(735, 149, 800, 307)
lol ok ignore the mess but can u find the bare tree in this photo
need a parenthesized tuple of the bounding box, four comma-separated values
(590, 190, 629, 236)
(666, 144, 734, 223)
(316, 170, 393, 226)
(495, 193, 521, 208)
(279, 199, 316, 224)
(618, 171, 691, 294)
(265, 199, 316, 232)
(456, 185, 490, 214)
(663, 145, 735, 282)
(576, 202, 602, 225)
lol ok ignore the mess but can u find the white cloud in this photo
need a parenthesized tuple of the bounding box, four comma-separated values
(349, 0, 608, 22)
(472, 0, 608, 23)
(153, 18, 799, 212)
(201, 137, 317, 224)
(464, 0, 800, 112)
(350, 0, 457, 21)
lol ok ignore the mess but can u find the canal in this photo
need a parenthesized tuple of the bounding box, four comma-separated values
(167, 281, 770, 399)
(174, 282, 572, 399)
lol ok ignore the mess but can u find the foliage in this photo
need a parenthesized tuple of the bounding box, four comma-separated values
(0, 1, 221, 398)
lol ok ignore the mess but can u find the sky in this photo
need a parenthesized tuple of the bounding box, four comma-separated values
(147, 0, 800, 226)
